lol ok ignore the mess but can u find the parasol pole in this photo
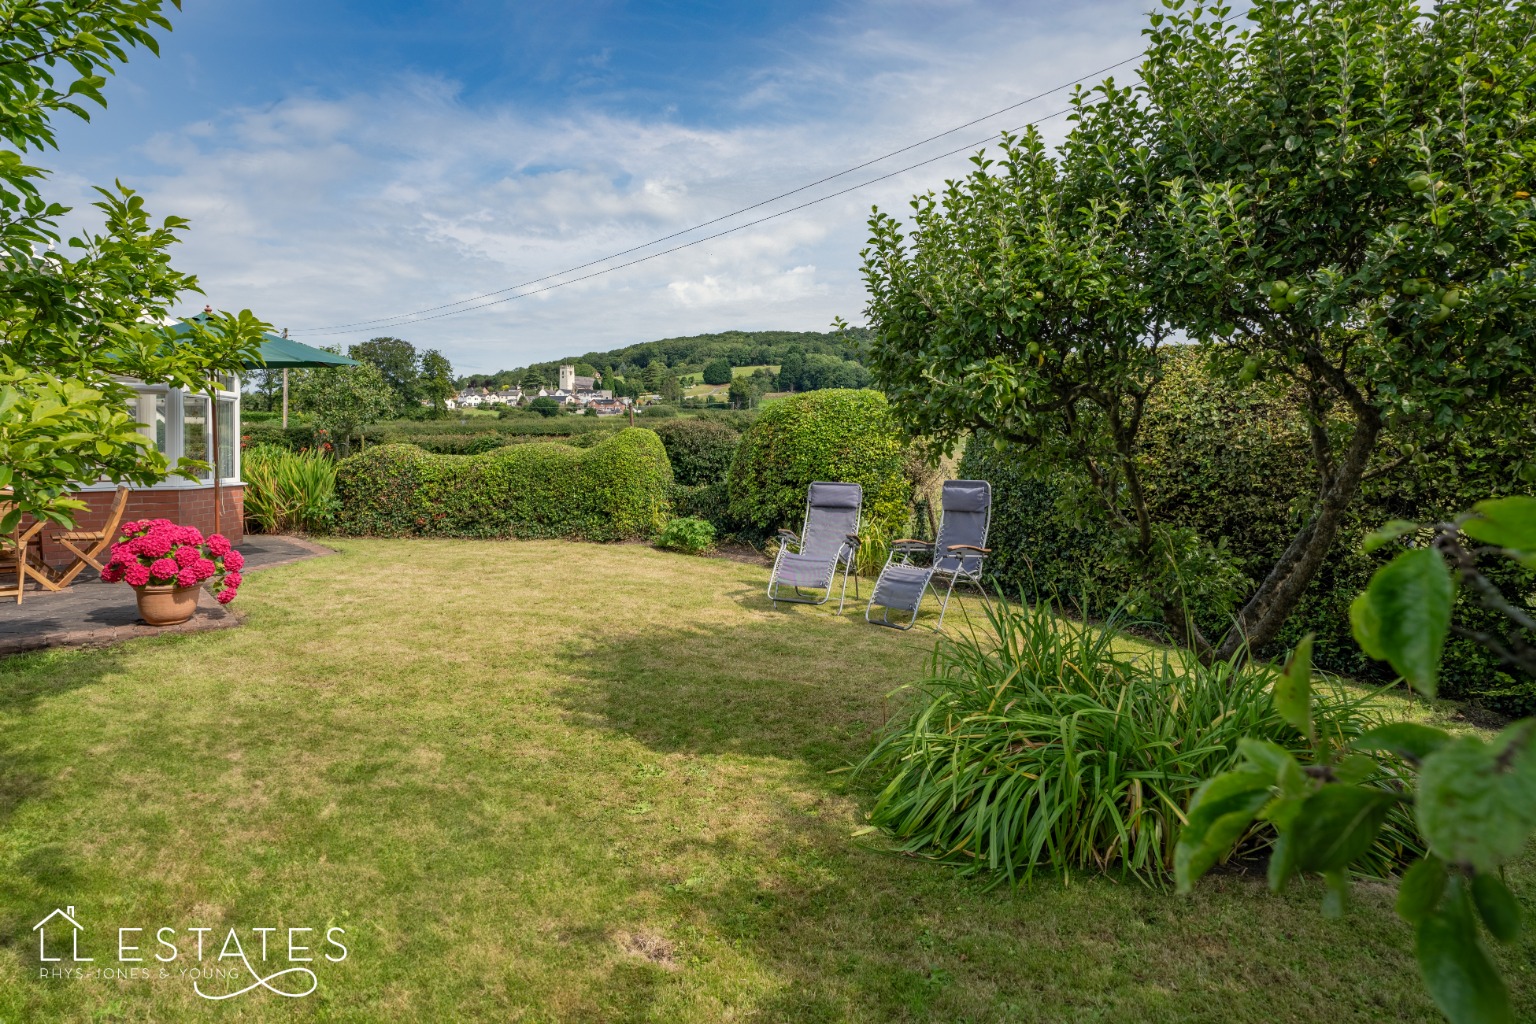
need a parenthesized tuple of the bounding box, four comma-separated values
(211, 388, 221, 537)
(281, 328, 290, 429)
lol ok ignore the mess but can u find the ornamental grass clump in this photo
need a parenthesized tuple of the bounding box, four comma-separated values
(242, 443, 338, 535)
(857, 597, 1419, 885)
(99, 518, 244, 604)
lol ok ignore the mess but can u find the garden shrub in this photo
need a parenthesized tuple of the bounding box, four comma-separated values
(858, 598, 1421, 884)
(654, 516, 715, 554)
(335, 427, 672, 541)
(960, 348, 1536, 715)
(727, 389, 913, 540)
(242, 444, 338, 535)
(649, 418, 740, 486)
(668, 481, 735, 534)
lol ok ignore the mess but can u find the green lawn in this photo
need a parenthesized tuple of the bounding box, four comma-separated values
(1, 539, 1531, 1022)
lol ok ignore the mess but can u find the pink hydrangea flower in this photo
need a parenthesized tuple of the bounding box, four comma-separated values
(222, 571, 242, 589)
(176, 566, 200, 587)
(194, 557, 217, 580)
(174, 545, 200, 567)
(99, 563, 125, 583)
(139, 532, 173, 558)
(222, 548, 245, 571)
(148, 558, 178, 581)
(215, 587, 238, 604)
(123, 563, 151, 587)
(206, 533, 232, 557)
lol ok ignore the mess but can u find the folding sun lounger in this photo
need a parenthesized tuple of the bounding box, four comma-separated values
(866, 479, 992, 630)
(767, 482, 863, 613)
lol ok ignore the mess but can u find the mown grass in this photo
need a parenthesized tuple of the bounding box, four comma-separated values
(0, 538, 1530, 1022)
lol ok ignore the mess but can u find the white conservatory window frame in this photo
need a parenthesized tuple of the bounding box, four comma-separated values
(78, 376, 243, 491)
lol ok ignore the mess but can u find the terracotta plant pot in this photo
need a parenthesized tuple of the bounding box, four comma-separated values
(134, 584, 200, 626)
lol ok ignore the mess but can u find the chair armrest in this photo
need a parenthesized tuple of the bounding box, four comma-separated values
(844, 533, 863, 548)
(775, 529, 800, 543)
(891, 539, 933, 551)
(945, 544, 991, 554)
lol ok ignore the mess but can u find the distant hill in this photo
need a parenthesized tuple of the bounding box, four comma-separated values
(459, 328, 870, 390)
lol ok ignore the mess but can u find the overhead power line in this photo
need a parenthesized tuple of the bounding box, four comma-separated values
(292, 11, 1242, 337)
(297, 103, 1088, 336)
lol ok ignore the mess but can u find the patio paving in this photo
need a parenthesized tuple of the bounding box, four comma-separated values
(0, 535, 332, 657)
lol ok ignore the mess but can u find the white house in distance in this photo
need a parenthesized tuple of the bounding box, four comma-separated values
(447, 365, 614, 411)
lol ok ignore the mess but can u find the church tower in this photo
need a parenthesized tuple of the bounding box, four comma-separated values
(558, 364, 575, 392)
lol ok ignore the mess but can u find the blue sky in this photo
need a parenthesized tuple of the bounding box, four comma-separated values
(50, 0, 1159, 373)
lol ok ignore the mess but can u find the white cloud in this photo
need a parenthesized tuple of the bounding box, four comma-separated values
(55, 0, 1156, 372)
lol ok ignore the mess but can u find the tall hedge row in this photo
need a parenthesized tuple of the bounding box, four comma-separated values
(961, 350, 1536, 716)
(727, 389, 913, 538)
(335, 428, 672, 541)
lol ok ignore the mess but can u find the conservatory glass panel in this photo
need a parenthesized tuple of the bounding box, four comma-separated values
(217, 398, 236, 479)
(184, 395, 210, 481)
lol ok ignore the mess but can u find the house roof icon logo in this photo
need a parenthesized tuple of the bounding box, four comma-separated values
(34, 906, 91, 963)
(33, 906, 83, 933)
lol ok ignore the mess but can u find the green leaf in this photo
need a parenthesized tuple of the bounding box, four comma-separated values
(1470, 872, 1522, 943)
(1396, 855, 1447, 925)
(1321, 869, 1349, 918)
(1290, 785, 1397, 874)
(1331, 753, 1379, 785)
(1350, 547, 1454, 696)
(1462, 496, 1536, 558)
(1353, 722, 1453, 763)
(1415, 878, 1513, 1024)
(1416, 724, 1536, 873)
(1273, 634, 1313, 737)
(1266, 829, 1297, 891)
(1363, 519, 1419, 553)
(1174, 769, 1273, 893)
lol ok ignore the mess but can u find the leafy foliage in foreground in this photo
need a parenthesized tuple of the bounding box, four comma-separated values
(1180, 497, 1536, 1024)
(0, 0, 269, 531)
(857, 598, 1418, 884)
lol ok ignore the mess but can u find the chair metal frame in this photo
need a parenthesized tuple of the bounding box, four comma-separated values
(767, 483, 863, 614)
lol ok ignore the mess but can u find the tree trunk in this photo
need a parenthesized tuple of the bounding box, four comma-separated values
(1213, 406, 1382, 660)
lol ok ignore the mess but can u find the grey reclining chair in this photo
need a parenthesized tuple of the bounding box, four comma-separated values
(767, 482, 863, 613)
(866, 479, 992, 630)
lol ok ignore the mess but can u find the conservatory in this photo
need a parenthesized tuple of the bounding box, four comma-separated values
(37, 373, 246, 569)
(30, 317, 356, 569)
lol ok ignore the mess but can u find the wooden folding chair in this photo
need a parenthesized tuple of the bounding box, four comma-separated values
(0, 503, 48, 604)
(52, 485, 132, 587)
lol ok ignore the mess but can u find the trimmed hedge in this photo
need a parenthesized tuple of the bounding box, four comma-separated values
(961, 349, 1536, 716)
(335, 427, 672, 541)
(242, 418, 620, 452)
(727, 389, 912, 538)
(669, 481, 734, 532)
(650, 418, 741, 486)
